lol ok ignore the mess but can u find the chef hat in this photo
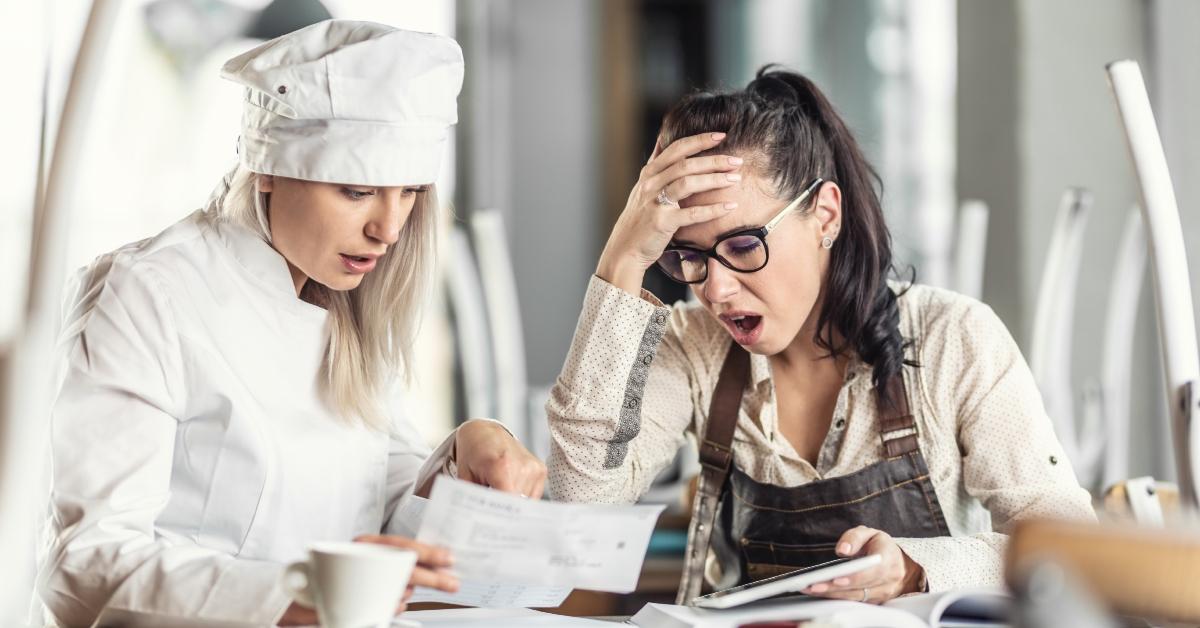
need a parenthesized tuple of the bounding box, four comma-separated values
(220, 19, 463, 186)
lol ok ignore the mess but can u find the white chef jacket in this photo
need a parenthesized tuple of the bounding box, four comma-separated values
(35, 209, 455, 627)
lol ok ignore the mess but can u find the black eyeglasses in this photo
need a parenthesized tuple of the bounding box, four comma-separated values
(655, 178, 825, 284)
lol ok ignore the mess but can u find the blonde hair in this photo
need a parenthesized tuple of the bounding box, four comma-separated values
(207, 166, 437, 429)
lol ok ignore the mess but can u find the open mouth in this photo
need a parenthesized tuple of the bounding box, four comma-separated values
(724, 317, 763, 331)
(719, 312, 764, 344)
(730, 315, 762, 332)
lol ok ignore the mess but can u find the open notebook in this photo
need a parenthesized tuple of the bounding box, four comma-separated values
(631, 587, 1010, 628)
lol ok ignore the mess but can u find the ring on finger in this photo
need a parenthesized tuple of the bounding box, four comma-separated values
(860, 587, 869, 603)
(655, 188, 678, 207)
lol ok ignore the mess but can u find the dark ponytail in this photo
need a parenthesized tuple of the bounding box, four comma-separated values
(660, 66, 916, 408)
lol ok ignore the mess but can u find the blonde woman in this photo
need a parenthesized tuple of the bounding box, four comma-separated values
(35, 21, 544, 627)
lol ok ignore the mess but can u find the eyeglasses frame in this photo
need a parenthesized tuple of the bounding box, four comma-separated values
(656, 177, 826, 284)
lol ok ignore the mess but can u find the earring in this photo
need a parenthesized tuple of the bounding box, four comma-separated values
(821, 236, 834, 249)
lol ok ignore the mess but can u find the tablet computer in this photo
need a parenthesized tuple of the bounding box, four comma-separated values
(691, 554, 883, 609)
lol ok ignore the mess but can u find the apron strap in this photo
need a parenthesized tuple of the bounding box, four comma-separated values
(878, 374, 919, 458)
(677, 341, 749, 605)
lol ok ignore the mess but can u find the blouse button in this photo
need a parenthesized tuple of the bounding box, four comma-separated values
(626, 398, 639, 409)
(1049, 455, 1059, 465)
(655, 314, 667, 325)
(277, 85, 288, 94)
(835, 418, 846, 429)
(642, 354, 653, 365)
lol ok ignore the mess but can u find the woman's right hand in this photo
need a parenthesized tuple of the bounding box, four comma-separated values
(596, 131, 745, 295)
(277, 535, 458, 626)
(353, 534, 459, 596)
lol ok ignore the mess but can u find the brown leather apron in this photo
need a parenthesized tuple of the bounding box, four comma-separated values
(677, 342, 950, 603)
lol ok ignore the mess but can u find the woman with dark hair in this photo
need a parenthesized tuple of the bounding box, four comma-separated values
(546, 67, 1095, 604)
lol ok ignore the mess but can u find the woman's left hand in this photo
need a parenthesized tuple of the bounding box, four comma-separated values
(801, 526, 925, 604)
(453, 419, 547, 498)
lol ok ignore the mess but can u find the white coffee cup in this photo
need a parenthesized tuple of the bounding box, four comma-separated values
(282, 541, 418, 628)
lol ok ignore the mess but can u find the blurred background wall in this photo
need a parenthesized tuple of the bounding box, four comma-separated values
(4, 0, 1199, 484)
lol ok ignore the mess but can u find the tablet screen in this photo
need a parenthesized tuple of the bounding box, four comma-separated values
(691, 554, 882, 609)
(698, 557, 855, 600)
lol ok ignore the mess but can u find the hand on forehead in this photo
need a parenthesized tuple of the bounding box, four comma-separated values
(675, 175, 790, 242)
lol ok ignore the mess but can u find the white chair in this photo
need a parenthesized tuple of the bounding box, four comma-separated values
(445, 226, 497, 421)
(1106, 59, 1200, 516)
(1029, 188, 1094, 479)
(468, 209, 532, 446)
(451, 209, 560, 463)
(1097, 208, 1147, 489)
(1075, 208, 1146, 492)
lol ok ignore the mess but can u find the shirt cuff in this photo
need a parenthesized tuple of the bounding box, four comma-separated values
(894, 536, 1004, 593)
(559, 275, 671, 386)
(413, 419, 517, 496)
(205, 559, 294, 627)
(894, 537, 948, 592)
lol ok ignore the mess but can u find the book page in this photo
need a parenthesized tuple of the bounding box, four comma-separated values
(884, 587, 1009, 627)
(631, 599, 928, 628)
